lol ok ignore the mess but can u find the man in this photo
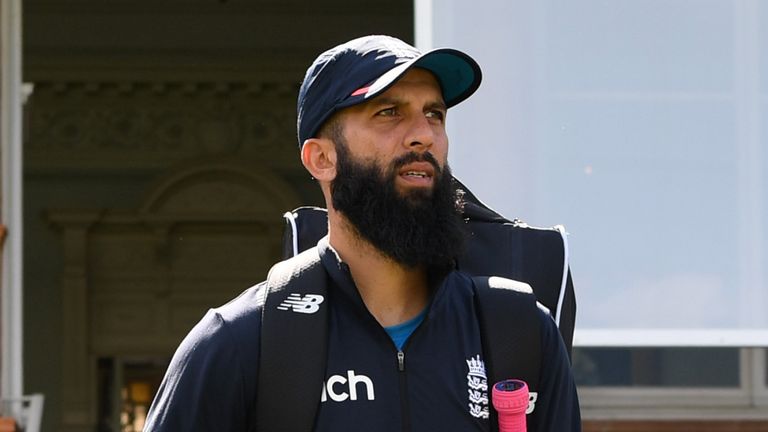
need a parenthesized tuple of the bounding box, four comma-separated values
(144, 35, 580, 431)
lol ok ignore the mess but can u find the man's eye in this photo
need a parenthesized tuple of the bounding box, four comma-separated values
(377, 107, 397, 116)
(426, 110, 445, 122)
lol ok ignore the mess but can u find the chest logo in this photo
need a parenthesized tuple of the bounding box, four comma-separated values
(320, 370, 376, 402)
(466, 355, 489, 419)
(277, 293, 324, 314)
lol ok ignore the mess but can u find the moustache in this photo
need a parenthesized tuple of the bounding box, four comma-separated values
(390, 152, 442, 176)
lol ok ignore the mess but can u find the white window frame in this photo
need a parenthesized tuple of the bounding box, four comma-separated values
(574, 330, 768, 348)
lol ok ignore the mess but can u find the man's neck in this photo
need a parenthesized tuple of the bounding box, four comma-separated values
(328, 210, 430, 328)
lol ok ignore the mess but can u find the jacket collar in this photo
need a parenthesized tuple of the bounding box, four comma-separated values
(316, 235, 459, 321)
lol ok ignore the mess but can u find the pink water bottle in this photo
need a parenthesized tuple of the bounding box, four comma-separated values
(492, 379, 529, 432)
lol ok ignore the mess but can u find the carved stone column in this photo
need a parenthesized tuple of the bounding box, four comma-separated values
(49, 211, 100, 432)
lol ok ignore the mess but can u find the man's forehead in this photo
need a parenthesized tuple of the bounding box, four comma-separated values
(362, 68, 445, 106)
(390, 68, 442, 88)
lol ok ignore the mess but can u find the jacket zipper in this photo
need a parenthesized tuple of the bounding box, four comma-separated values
(394, 310, 431, 432)
(397, 350, 410, 432)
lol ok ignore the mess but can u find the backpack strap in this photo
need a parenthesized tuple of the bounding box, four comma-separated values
(472, 276, 541, 432)
(282, 207, 330, 258)
(256, 247, 328, 432)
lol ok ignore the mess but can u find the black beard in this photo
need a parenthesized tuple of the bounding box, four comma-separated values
(331, 140, 466, 279)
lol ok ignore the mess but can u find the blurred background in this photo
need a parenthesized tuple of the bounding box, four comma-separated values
(1, 0, 766, 431)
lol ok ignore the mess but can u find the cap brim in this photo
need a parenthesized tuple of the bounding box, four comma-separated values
(343, 48, 482, 109)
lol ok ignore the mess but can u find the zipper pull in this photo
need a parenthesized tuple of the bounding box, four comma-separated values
(397, 350, 405, 372)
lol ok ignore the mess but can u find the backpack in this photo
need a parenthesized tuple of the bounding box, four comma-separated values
(256, 178, 576, 431)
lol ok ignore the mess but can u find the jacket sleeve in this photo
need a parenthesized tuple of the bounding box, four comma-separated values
(530, 307, 582, 432)
(143, 309, 253, 432)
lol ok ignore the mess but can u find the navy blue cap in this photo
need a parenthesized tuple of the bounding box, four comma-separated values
(297, 35, 482, 147)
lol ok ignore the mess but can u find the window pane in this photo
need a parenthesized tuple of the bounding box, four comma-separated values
(573, 348, 740, 387)
(762, 3, 768, 94)
(546, 0, 733, 93)
(432, 0, 768, 341)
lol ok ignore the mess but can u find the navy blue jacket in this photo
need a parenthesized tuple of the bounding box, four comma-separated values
(144, 240, 581, 431)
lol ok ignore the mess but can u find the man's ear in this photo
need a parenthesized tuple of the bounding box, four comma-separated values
(301, 137, 337, 182)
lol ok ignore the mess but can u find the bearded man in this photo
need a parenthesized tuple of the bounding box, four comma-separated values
(144, 35, 581, 432)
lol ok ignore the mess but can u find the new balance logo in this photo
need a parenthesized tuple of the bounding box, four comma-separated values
(320, 370, 376, 402)
(277, 293, 324, 314)
(527, 392, 538, 415)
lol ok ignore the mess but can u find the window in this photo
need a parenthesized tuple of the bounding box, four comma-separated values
(575, 348, 767, 417)
(97, 357, 168, 432)
(423, 0, 767, 345)
(420, 0, 768, 421)
(574, 348, 740, 388)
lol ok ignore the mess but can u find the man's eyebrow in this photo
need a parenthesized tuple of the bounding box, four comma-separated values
(368, 96, 447, 112)
(426, 100, 448, 112)
(368, 96, 401, 108)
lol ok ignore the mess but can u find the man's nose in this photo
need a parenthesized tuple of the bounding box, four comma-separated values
(404, 115, 436, 151)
